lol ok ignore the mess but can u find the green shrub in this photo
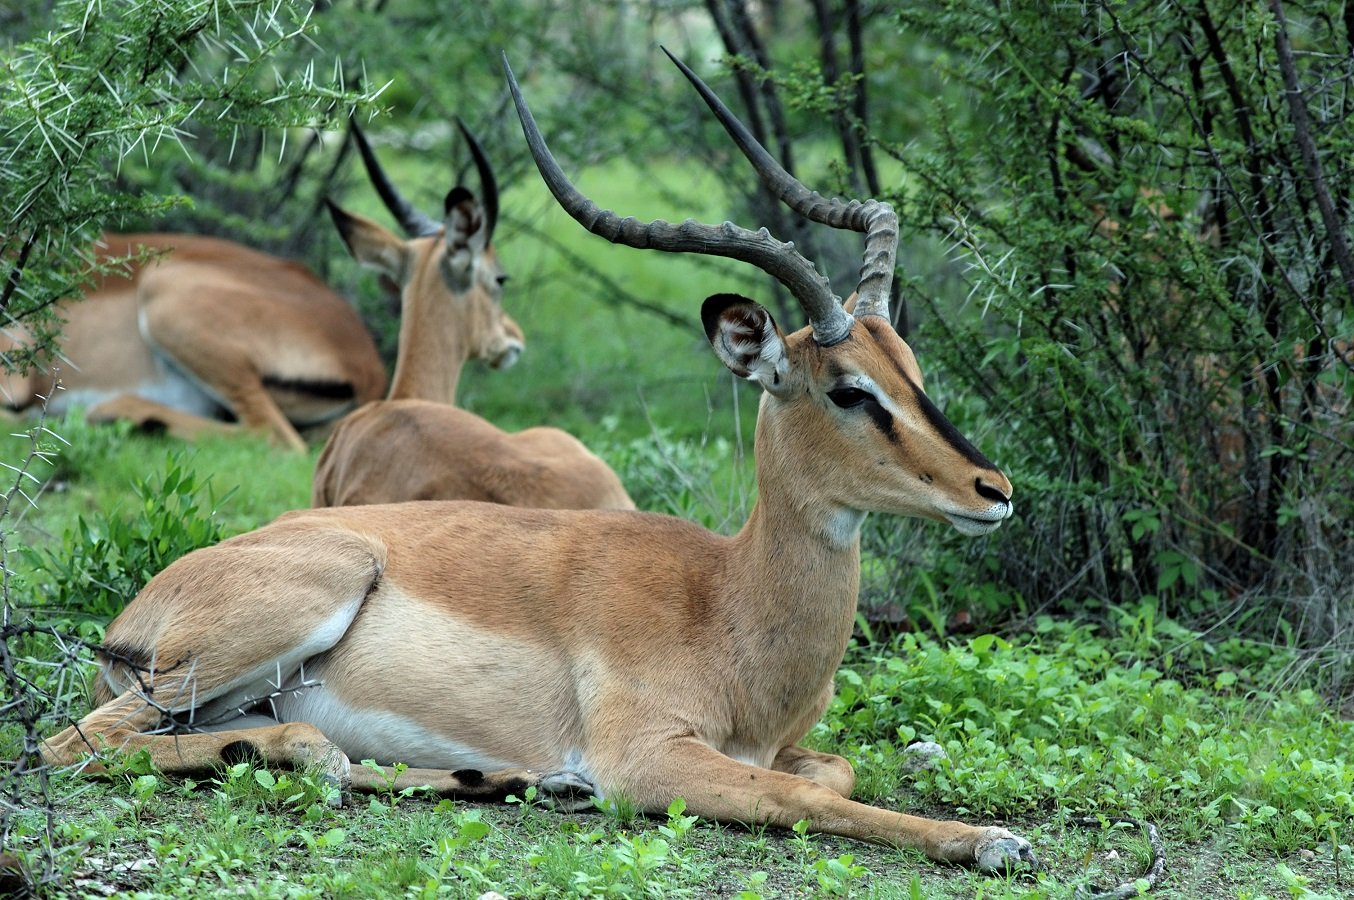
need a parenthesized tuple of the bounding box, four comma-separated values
(876, 1, 1353, 671)
(22, 453, 233, 628)
(822, 625, 1354, 853)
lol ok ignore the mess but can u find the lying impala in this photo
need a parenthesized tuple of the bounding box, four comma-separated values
(312, 122, 632, 511)
(1, 232, 387, 451)
(42, 53, 1034, 872)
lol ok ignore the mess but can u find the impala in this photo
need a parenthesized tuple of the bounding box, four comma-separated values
(42, 53, 1034, 872)
(312, 122, 632, 511)
(1, 232, 387, 451)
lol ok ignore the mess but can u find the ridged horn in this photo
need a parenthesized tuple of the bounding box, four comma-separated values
(504, 54, 853, 345)
(348, 118, 441, 238)
(661, 47, 896, 323)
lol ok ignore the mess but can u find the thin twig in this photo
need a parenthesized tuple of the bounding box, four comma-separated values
(1072, 816, 1167, 899)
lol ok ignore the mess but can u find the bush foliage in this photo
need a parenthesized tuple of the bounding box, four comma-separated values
(855, 1, 1352, 664)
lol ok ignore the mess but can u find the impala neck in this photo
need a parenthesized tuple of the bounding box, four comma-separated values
(386, 270, 469, 405)
(723, 410, 865, 674)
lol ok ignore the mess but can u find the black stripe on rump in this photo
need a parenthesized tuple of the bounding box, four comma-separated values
(261, 375, 357, 401)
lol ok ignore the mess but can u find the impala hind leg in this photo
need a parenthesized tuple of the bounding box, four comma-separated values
(42, 691, 350, 792)
(609, 737, 1036, 872)
(45, 525, 384, 797)
(772, 745, 856, 798)
(138, 301, 307, 450)
(86, 393, 240, 442)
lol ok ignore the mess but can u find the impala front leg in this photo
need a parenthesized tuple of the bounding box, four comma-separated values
(613, 737, 1036, 872)
(349, 764, 596, 811)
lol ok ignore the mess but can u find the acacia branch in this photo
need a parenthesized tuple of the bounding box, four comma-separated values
(0, 233, 38, 314)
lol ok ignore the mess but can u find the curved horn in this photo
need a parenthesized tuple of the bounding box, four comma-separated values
(661, 48, 897, 323)
(456, 118, 499, 243)
(504, 55, 852, 345)
(348, 118, 441, 238)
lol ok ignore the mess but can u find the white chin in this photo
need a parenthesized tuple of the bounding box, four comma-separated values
(945, 515, 1004, 537)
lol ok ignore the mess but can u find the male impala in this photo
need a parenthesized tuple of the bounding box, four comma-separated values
(43, 53, 1034, 872)
(312, 123, 632, 511)
(1, 232, 386, 451)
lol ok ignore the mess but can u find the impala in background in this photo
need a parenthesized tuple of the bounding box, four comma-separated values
(42, 53, 1033, 873)
(0, 232, 386, 450)
(312, 121, 632, 511)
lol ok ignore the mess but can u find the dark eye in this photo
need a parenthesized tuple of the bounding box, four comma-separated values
(496, 273, 510, 287)
(827, 387, 873, 409)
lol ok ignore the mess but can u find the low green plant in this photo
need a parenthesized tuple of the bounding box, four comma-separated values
(811, 852, 869, 896)
(23, 452, 234, 629)
(414, 807, 495, 898)
(599, 427, 744, 529)
(212, 762, 339, 820)
(359, 759, 424, 812)
(590, 791, 641, 826)
(822, 623, 1354, 855)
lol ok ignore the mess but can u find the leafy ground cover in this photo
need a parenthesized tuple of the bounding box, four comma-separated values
(7, 623, 1351, 898)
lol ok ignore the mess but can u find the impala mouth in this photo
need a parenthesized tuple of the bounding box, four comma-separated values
(943, 504, 1013, 537)
(490, 343, 523, 370)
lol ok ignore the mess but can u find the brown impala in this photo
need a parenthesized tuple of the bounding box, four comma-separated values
(312, 121, 632, 511)
(42, 53, 1033, 872)
(0, 232, 386, 451)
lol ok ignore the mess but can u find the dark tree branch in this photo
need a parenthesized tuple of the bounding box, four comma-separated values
(702, 0, 770, 151)
(1270, 0, 1354, 316)
(722, 0, 795, 173)
(0, 233, 38, 315)
(844, 0, 879, 195)
(510, 219, 691, 329)
(811, 0, 864, 196)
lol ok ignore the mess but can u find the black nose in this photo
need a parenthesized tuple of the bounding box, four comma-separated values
(975, 477, 1009, 504)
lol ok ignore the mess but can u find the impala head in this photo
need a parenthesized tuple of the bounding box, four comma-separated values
(507, 51, 1012, 537)
(326, 119, 523, 370)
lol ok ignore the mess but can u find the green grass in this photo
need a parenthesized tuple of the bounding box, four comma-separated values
(3, 424, 1353, 898)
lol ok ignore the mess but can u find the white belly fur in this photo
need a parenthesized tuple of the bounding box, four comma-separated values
(265, 586, 585, 773)
(272, 688, 519, 771)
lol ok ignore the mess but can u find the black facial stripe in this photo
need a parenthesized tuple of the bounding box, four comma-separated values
(862, 398, 898, 444)
(908, 379, 1000, 471)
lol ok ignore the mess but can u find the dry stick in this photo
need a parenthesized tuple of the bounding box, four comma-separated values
(1072, 816, 1167, 899)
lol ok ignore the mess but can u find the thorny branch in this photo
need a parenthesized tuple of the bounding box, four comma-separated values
(0, 400, 65, 888)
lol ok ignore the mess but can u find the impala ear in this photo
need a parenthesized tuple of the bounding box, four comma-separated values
(440, 187, 487, 291)
(443, 187, 487, 253)
(326, 199, 411, 282)
(702, 293, 792, 397)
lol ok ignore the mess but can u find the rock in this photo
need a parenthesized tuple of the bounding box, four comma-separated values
(902, 741, 949, 771)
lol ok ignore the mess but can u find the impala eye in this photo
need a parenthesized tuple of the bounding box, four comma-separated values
(827, 387, 874, 409)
